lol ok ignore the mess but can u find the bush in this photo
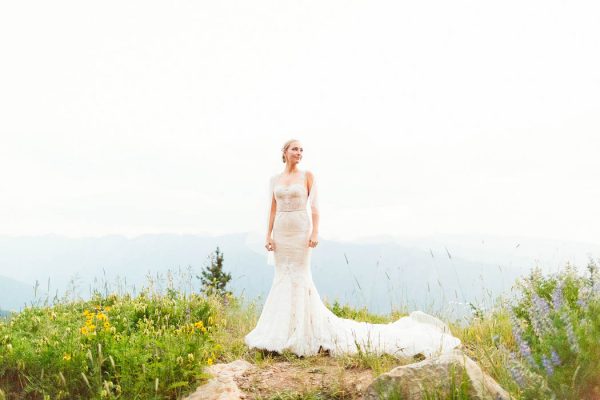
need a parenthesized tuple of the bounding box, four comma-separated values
(501, 260, 600, 399)
(0, 289, 224, 399)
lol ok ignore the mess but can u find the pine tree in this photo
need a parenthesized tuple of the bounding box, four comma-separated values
(198, 246, 232, 297)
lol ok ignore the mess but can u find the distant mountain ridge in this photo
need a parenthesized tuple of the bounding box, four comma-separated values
(0, 233, 598, 318)
(0, 274, 35, 312)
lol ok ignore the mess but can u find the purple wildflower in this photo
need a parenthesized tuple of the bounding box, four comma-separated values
(561, 310, 580, 354)
(550, 349, 561, 366)
(542, 355, 554, 376)
(509, 310, 536, 367)
(552, 282, 564, 311)
(508, 352, 527, 388)
(577, 286, 591, 310)
(530, 293, 554, 338)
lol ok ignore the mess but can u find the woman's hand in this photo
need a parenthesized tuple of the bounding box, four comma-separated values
(308, 232, 319, 248)
(265, 238, 275, 252)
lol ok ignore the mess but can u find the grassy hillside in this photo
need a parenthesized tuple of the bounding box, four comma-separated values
(1, 260, 599, 399)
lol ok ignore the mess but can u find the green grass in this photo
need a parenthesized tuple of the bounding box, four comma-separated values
(2, 260, 600, 399)
(0, 288, 223, 399)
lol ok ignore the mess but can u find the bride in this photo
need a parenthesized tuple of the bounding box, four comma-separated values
(244, 139, 461, 358)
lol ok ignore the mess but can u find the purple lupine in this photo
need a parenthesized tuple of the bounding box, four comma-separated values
(552, 282, 564, 311)
(530, 292, 554, 338)
(508, 351, 527, 388)
(550, 349, 561, 366)
(542, 354, 554, 376)
(577, 285, 591, 310)
(560, 310, 580, 354)
(509, 309, 536, 367)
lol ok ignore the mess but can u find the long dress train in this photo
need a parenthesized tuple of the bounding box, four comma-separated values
(244, 170, 461, 358)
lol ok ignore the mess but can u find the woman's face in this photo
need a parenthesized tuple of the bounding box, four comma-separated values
(285, 141, 303, 164)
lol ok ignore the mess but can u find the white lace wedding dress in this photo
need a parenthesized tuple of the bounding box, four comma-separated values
(244, 170, 461, 358)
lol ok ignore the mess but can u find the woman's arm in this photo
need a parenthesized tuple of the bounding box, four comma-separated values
(306, 171, 319, 238)
(266, 194, 276, 240)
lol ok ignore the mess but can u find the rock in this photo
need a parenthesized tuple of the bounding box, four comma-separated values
(184, 360, 255, 400)
(364, 350, 511, 400)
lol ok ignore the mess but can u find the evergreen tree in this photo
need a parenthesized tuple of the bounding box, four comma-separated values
(198, 246, 232, 297)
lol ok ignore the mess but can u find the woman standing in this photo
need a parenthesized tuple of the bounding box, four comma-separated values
(244, 139, 461, 358)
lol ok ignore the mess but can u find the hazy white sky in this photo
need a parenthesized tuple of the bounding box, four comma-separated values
(1, 1, 599, 244)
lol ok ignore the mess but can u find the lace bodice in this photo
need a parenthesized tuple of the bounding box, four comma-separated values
(270, 170, 319, 214)
(274, 183, 307, 212)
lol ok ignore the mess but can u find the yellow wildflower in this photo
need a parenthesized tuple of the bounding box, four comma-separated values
(63, 353, 71, 361)
(207, 358, 213, 365)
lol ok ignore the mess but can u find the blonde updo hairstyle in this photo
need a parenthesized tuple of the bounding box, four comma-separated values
(281, 139, 300, 163)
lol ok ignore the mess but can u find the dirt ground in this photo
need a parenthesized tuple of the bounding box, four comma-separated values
(234, 356, 379, 399)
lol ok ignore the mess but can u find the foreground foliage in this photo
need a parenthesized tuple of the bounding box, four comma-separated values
(456, 260, 600, 400)
(0, 288, 226, 399)
(1, 260, 600, 399)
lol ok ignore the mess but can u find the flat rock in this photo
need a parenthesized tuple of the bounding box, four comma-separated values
(364, 350, 510, 400)
(184, 360, 254, 400)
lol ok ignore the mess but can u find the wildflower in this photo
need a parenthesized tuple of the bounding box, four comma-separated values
(552, 282, 564, 310)
(207, 357, 213, 365)
(194, 321, 204, 329)
(97, 313, 108, 321)
(63, 353, 72, 361)
(550, 349, 561, 366)
(561, 311, 580, 354)
(529, 293, 554, 338)
(509, 309, 536, 367)
(542, 355, 554, 376)
(508, 352, 527, 388)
